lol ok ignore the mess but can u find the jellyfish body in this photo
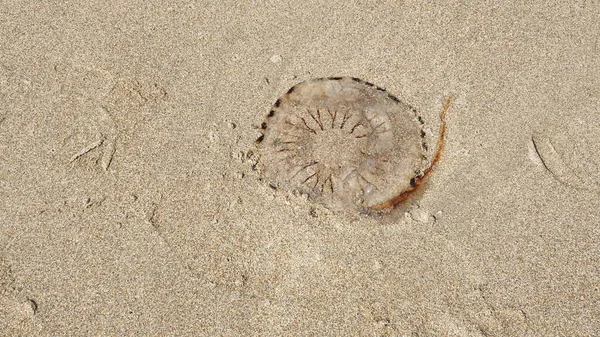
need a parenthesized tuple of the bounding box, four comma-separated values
(257, 77, 450, 213)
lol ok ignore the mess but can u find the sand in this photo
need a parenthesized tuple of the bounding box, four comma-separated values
(1, 2, 599, 336)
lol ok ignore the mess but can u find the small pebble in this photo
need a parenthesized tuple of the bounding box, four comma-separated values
(269, 54, 282, 63)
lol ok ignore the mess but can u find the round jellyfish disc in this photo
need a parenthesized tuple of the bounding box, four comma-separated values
(256, 77, 428, 213)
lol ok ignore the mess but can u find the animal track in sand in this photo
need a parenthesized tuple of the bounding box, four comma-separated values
(256, 77, 452, 213)
(53, 61, 167, 171)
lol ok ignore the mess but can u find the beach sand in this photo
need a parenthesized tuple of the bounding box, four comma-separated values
(1, 2, 599, 335)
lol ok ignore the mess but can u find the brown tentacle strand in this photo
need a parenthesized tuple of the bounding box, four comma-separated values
(371, 96, 453, 211)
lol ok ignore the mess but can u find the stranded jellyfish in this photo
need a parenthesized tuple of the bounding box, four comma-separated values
(255, 77, 452, 213)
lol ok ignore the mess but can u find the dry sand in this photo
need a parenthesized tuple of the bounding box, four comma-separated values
(1, 2, 599, 336)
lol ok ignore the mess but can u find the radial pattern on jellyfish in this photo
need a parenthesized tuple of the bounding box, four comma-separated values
(256, 77, 435, 213)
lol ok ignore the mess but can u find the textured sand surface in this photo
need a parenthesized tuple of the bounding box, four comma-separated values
(1, 2, 599, 336)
